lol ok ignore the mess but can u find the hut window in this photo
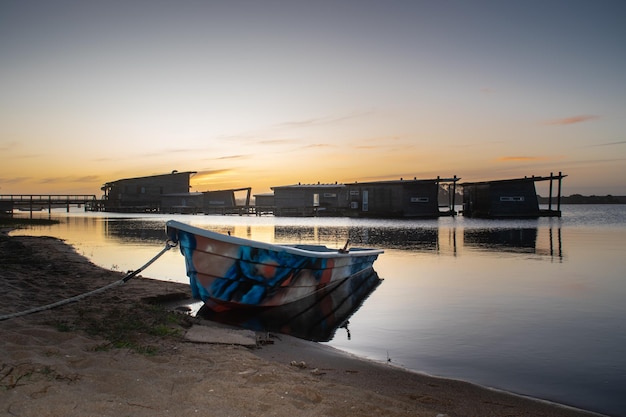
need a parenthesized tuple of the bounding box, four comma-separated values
(500, 196, 525, 202)
(350, 201, 359, 209)
(410, 197, 429, 203)
(313, 194, 320, 207)
(350, 190, 360, 196)
(323, 193, 337, 198)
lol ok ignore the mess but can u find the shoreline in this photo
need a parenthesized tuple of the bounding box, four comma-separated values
(0, 232, 605, 417)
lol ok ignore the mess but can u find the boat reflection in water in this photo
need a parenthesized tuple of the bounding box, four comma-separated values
(198, 267, 383, 342)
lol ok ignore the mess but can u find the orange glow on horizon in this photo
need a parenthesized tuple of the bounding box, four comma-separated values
(1, 3, 624, 197)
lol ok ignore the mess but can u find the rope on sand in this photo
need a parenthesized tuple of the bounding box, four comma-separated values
(0, 240, 177, 321)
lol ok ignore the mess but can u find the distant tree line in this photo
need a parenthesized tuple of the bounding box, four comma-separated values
(537, 194, 626, 204)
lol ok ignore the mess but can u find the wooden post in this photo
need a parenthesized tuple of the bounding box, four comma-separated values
(452, 175, 457, 215)
(548, 172, 553, 212)
(557, 171, 563, 213)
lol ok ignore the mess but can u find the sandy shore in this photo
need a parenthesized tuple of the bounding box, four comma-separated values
(0, 232, 603, 417)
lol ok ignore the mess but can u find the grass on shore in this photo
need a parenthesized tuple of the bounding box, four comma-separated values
(0, 223, 193, 357)
(50, 301, 193, 356)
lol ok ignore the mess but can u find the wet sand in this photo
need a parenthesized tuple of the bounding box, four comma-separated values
(0, 232, 603, 416)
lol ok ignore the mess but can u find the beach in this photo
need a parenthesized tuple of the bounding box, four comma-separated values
(0, 232, 603, 417)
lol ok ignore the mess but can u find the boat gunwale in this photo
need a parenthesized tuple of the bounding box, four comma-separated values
(166, 220, 384, 259)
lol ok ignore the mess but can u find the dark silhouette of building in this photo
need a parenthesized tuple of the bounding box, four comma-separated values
(461, 173, 566, 218)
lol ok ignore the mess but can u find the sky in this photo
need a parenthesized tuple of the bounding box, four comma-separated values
(1, 0, 625, 197)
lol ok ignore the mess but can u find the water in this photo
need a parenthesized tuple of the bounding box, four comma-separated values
(10, 205, 626, 416)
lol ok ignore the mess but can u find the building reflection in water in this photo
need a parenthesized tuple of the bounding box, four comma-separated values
(274, 224, 562, 260)
(463, 226, 563, 260)
(464, 228, 538, 252)
(97, 219, 564, 263)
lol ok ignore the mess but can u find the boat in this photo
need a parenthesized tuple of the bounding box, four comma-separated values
(198, 267, 383, 342)
(165, 220, 383, 311)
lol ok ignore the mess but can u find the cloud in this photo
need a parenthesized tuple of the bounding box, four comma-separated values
(543, 115, 600, 125)
(194, 169, 232, 177)
(497, 156, 546, 162)
(257, 139, 297, 146)
(216, 155, 248, 160)
(72, 175, 102, 183)
(191, 169, 234, 189)
(274, 142, 335, 154)
(0, 176, 31, 185)
(0, 141, 19, 152)
(276, 111, 373, 129)
(91, 147, 203, 162)
(300, 143, 333, 149)
(37, 177, 63, 184)
(585, 140, 626, 147)
(165, 148, 207, 154)
(560, 157, 626, 167)
(140, 147, 212, 158)
(37, 175, 101, 185)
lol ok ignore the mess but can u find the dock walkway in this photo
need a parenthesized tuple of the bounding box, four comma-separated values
(0, 195, 98, 217)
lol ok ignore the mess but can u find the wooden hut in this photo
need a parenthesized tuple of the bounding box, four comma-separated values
(101, 171, 196, 212)
(253, 193, 275, 216)
(202, 187, 251, 214)
(461, 173, 566, 218)
(271, 183, 347, 216)
(270, 177, 459, 218)
(160, 192, 203, 213)
(345, 177, 458, 218)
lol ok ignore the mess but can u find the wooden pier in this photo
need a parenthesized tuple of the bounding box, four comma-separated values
(0, 195, 98, 218)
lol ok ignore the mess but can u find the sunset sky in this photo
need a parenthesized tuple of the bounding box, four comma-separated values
(1, 1, 625, 197)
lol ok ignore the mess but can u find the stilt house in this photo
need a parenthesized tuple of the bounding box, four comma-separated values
(101, 171, 197, 212)
(253, 193, 275, 215)
(344, 177, 458, 218)
(271, 183, 346, 216)
(461, 173, 566, 218)
(203, 187, 252, 214)
(270, 177, 459, 218)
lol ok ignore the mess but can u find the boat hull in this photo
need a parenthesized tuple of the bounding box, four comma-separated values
(166, 220, 383, 310)
(199, 267, 383, 342)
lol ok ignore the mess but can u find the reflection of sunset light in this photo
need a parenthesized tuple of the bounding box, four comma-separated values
(9, 206, 626, 416)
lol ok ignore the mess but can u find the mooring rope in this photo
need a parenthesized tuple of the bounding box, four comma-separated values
(0, 240, 178, 321)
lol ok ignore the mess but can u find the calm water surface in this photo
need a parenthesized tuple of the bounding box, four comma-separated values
(12, 205, 626, 416)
